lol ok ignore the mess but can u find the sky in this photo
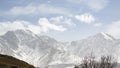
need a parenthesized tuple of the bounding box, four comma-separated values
(0, 0, 120, 41)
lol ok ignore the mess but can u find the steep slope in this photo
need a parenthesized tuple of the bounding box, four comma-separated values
(0, 30, 65, 67)
(0, 54, 35, 68)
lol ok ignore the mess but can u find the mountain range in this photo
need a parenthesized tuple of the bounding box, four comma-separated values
(0, 30, 120, 68)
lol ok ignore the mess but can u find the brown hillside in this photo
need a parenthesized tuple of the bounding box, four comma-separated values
(0, 54, 35, 68)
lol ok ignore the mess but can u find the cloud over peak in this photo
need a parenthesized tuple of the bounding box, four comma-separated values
(75, 13, 95, 24)
(49, 16, 76, 26)
(0, 18, 67, 35)
(39, 18, 67, 32)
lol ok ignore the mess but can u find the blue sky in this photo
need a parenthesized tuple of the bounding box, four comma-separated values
(0, 0, 120, 41)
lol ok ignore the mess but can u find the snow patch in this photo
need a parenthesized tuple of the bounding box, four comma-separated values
(101, 32, 113, 40)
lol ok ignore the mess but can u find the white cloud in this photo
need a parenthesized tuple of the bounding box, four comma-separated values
(27, 25, 41, 34)
(67, 0, 108, 11)
(39, 18, 67, 32)
(8, 4, 70, 16)
(0, 21, 29, 35)
(85, 0, 108, 11)
(63, 18, 76, 26)
(0, 18, 67, 35)
(50, 16, 64, 24)
(106, 21, 120, 39)
(49, 16, 76, 26)
(75, 13, 95, 24)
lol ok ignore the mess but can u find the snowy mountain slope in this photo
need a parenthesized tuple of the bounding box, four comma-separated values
(69, 32, 120, 57)
(0, 30, 68, 67)
(0, 30, 120, 68)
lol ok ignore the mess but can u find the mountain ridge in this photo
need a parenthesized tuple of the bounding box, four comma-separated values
(0, 29, 120, 68)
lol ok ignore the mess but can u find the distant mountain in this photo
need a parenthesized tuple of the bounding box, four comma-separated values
(0, 30, 120, 68)
(0, 54, 34, 68)
(69, 32, 120, 57)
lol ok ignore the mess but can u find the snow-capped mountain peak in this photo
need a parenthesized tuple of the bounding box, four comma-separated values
(68, 32, 120, 58)
(91, 32, 115, 41)
(100, 32, 114, 40)
(0, 29, 65, 67)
